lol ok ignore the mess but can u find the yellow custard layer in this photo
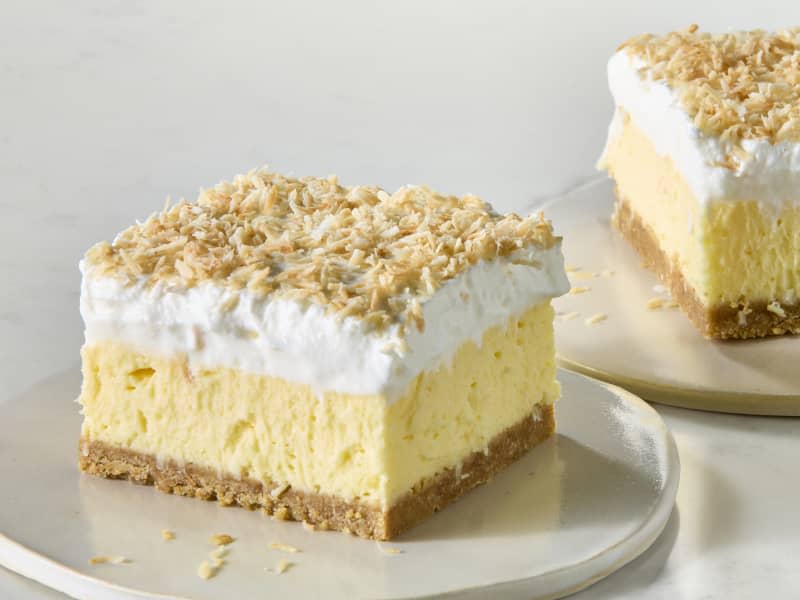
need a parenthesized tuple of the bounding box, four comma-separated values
(603, 112, 800, 308)
(78, 301, 560, 509)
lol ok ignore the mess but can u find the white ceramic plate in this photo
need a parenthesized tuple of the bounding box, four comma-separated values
(0, 368, 678, 600)
(542, 177, 800, 415)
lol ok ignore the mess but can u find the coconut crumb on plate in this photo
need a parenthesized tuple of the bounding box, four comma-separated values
(88, 555, 129, 566)
(210, 533, 235, 546)
(585, 313, 608, 325)
(270, 542, 300, 554)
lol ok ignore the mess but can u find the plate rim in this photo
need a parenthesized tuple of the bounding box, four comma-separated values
(559, 355, 800, 416)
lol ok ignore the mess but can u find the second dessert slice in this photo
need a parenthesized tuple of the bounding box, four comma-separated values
(599, 26, 800, 339)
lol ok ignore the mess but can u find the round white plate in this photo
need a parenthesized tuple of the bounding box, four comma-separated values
(0, 368, 678, 600)
(542, 177, 800, 416)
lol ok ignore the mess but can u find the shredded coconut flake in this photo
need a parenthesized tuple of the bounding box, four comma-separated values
(208, 546, 228, 568)
(275, 559, 293, 574)
(767, 301, 787, 317)
(585, 313, 608, 325)
(197, 560, 215, 580)
(270, 542, 300, 554)
(270, 483, 290, 499)
(88, 555, 129, 565)
(376, 543, 404, 555)
(210, 533, 235, 546)
(569, 286, 591, 295)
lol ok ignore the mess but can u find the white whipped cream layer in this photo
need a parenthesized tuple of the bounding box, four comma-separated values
(80, 245, 569, 403)
(600, 50, 800, 207)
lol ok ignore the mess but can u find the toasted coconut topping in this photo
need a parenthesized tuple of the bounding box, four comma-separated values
(620, 26, 800, 147)
(84, 169, 559, 335)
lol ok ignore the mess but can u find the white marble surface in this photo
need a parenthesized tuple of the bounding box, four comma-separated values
(1, 1, 799, 598)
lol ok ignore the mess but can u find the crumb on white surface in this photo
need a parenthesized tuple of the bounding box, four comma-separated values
(585, 313, 607, 325)
(646, 298, 665, 310)
(767, 301, 786, 318)
(559, 311, 580, 321)
(210, 533, 235, 546)
(275, 559, 293, 574)
(376, 543, 404, 555)
(270, 542, 300, 554)
(197, 560, 216, 580)
(569, 286, 591, 295)
(88, 555, 130, 566)
(210, 545, 229, 567)
(161, 529, 175, 541)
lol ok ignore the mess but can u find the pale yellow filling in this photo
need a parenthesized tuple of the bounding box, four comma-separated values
(79, 301, 559, 509)
(603, 111, 800, 307)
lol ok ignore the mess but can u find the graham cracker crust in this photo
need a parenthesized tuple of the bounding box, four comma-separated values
(613, 195, 800, 340)
(79, 404, 555, 540)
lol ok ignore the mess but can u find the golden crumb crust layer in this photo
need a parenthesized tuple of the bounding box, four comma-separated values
(79, 405, 554, 541)
(619, 26, 800, 149)
(84, 170, 558, 334)
(613, 195, 800, 339)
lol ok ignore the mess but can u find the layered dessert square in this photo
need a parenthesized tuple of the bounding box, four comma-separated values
(77, 170, 569, 539)
(599, 26, 800, 339)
